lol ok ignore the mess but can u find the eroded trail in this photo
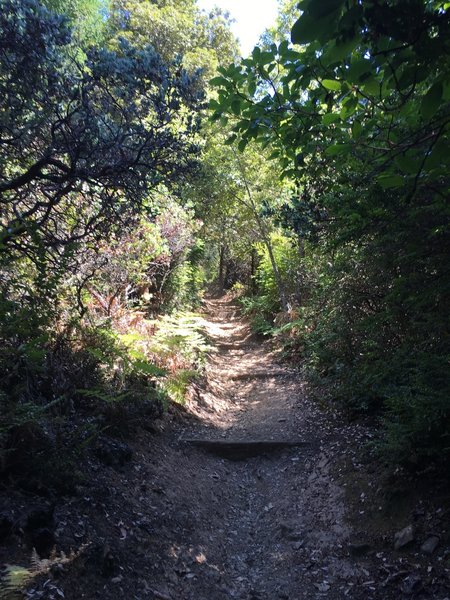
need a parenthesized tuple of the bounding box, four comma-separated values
(132, 297, 362, 600)
(56, 296, 439, 600)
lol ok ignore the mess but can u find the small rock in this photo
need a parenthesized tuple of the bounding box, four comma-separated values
(0, 512, 13, 541)
(401, 573, 422, 595)
(421, 535, 439, 555)
(286, 531, 303, 542)
(314, 582, 330, 592)
(18, 502, 54, 532)
(95, 437, 133, 468)
(149, 590, 172, 600)
(30, 527, 56, 556)
(88, 543, 118, 577)
(394, 525, 415, 550)
(349, 542, 372, 557)
(279, 521, 301, 541)
(292, 540, 304, 550)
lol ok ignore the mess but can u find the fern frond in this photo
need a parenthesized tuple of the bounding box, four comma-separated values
(0, 543, 90, 599)
(0, 564, 32, 599)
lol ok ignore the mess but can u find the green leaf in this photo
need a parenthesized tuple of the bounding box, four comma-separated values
(425, 139, 449, 170)
(309, 0, 344, 18)
(260, 51, 275, 65)
(209, 76, 229, 87)
(361, 77, 380, 96)
(329, 36, 359, 62)
(224, 134, 237, 145)
(351, 120, 362, 139)
(281, 168, 299, 180)
(252, 46, 261, 59)
(442, 78, 450, 101)
(208, 99, 220, 111)
(291, 13, 335, 45)
(346, 58, 372, 83)
(231, 99, 242, 115)
(322, 79, 341, 91)
(377, 174, 404, 189)
(324, 143, 350, 156)
(395, 154, 419, 175)
(132, 360, 167, 377)
(421, 83, 443, 120)
(322, 113, 340, 125)
(237, 138, 248, 152)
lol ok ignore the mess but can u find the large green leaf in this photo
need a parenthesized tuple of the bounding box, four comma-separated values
(132, 360, 167, 377)
(421, 83, 443, 120)
(322, 113, 340, 125)
(377, 174, 404, 189)
(231, 98, 242, 115)
(322, 79, 341, 91)
(291, 13, 335, 45)
(425, 138, 449, 170)
(346, 58, 372, 83)
(307, 0, 344, 19)
(209, 76, 230, 87)
(351, 120, 362, 139)
(395, 154, 420, 175)
(325, 143, 350, 156)
(237, 138, 248, 152)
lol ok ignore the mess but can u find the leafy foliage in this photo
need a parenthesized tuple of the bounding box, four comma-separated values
(211, 0, 450, 465)
(0, 0, 218, 487)
(0, 0, 202, 261)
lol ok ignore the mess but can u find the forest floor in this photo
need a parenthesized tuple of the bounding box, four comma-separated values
(1, 296, 449, 599)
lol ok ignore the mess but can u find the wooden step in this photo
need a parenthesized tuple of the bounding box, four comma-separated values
(179, 438, 309, 460)
(229, 371, 287, 381)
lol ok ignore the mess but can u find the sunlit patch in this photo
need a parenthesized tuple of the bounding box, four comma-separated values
(168, 545, 180, 558)
(195, 552, 207, 564)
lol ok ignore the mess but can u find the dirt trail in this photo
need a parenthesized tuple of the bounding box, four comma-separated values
(123, 296, 368, 600)
(13, 296, 448, 600)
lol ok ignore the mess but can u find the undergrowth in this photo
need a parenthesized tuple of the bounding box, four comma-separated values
(0, 302, 210, 491)
(0, 546, 89, 599)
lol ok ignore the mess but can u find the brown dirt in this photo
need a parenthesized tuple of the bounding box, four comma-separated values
(1, 296, 449, 599)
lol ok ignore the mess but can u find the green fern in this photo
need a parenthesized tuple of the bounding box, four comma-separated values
(0, 544, 89, 599)
(0, 565, 32, 599)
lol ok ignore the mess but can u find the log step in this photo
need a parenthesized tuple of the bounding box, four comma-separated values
(179, 438, 309, 460)
(229, 372, 287, 381)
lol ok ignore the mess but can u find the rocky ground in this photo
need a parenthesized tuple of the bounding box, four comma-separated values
(1, 296, 449, 599)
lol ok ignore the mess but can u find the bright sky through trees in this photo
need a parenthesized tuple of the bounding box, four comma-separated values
(197, 0, 278, 55)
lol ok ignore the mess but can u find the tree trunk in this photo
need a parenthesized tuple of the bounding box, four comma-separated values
(218, 245, 225, 293)
(234, 151, 289, 312)
(250, 248, 257, 295)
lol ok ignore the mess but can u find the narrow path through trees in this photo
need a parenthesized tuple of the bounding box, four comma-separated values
(42, 297, 447, 600)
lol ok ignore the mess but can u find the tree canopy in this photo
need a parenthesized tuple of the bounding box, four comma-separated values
(0, 0, 449, 492)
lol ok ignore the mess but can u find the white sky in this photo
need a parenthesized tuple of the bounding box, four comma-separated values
(197, 0, 279, 56)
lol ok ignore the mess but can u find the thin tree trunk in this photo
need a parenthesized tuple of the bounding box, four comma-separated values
(250, 248, 257, 295)
(233, 153, 289, 311)
(218, 244, 225, 293)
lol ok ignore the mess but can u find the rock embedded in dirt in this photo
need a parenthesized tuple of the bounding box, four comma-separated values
(394, 524, 415, 550)
(349, 542, 372, 557)
(18, 502, 54, 532)
(95, 437, 133, 468)
(29, 526, 56, 556)
(0, 511, 14, 541)
(421, 535, 440, 555)
(279, 521, 302, 540)
(401, 573, 422, 595)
